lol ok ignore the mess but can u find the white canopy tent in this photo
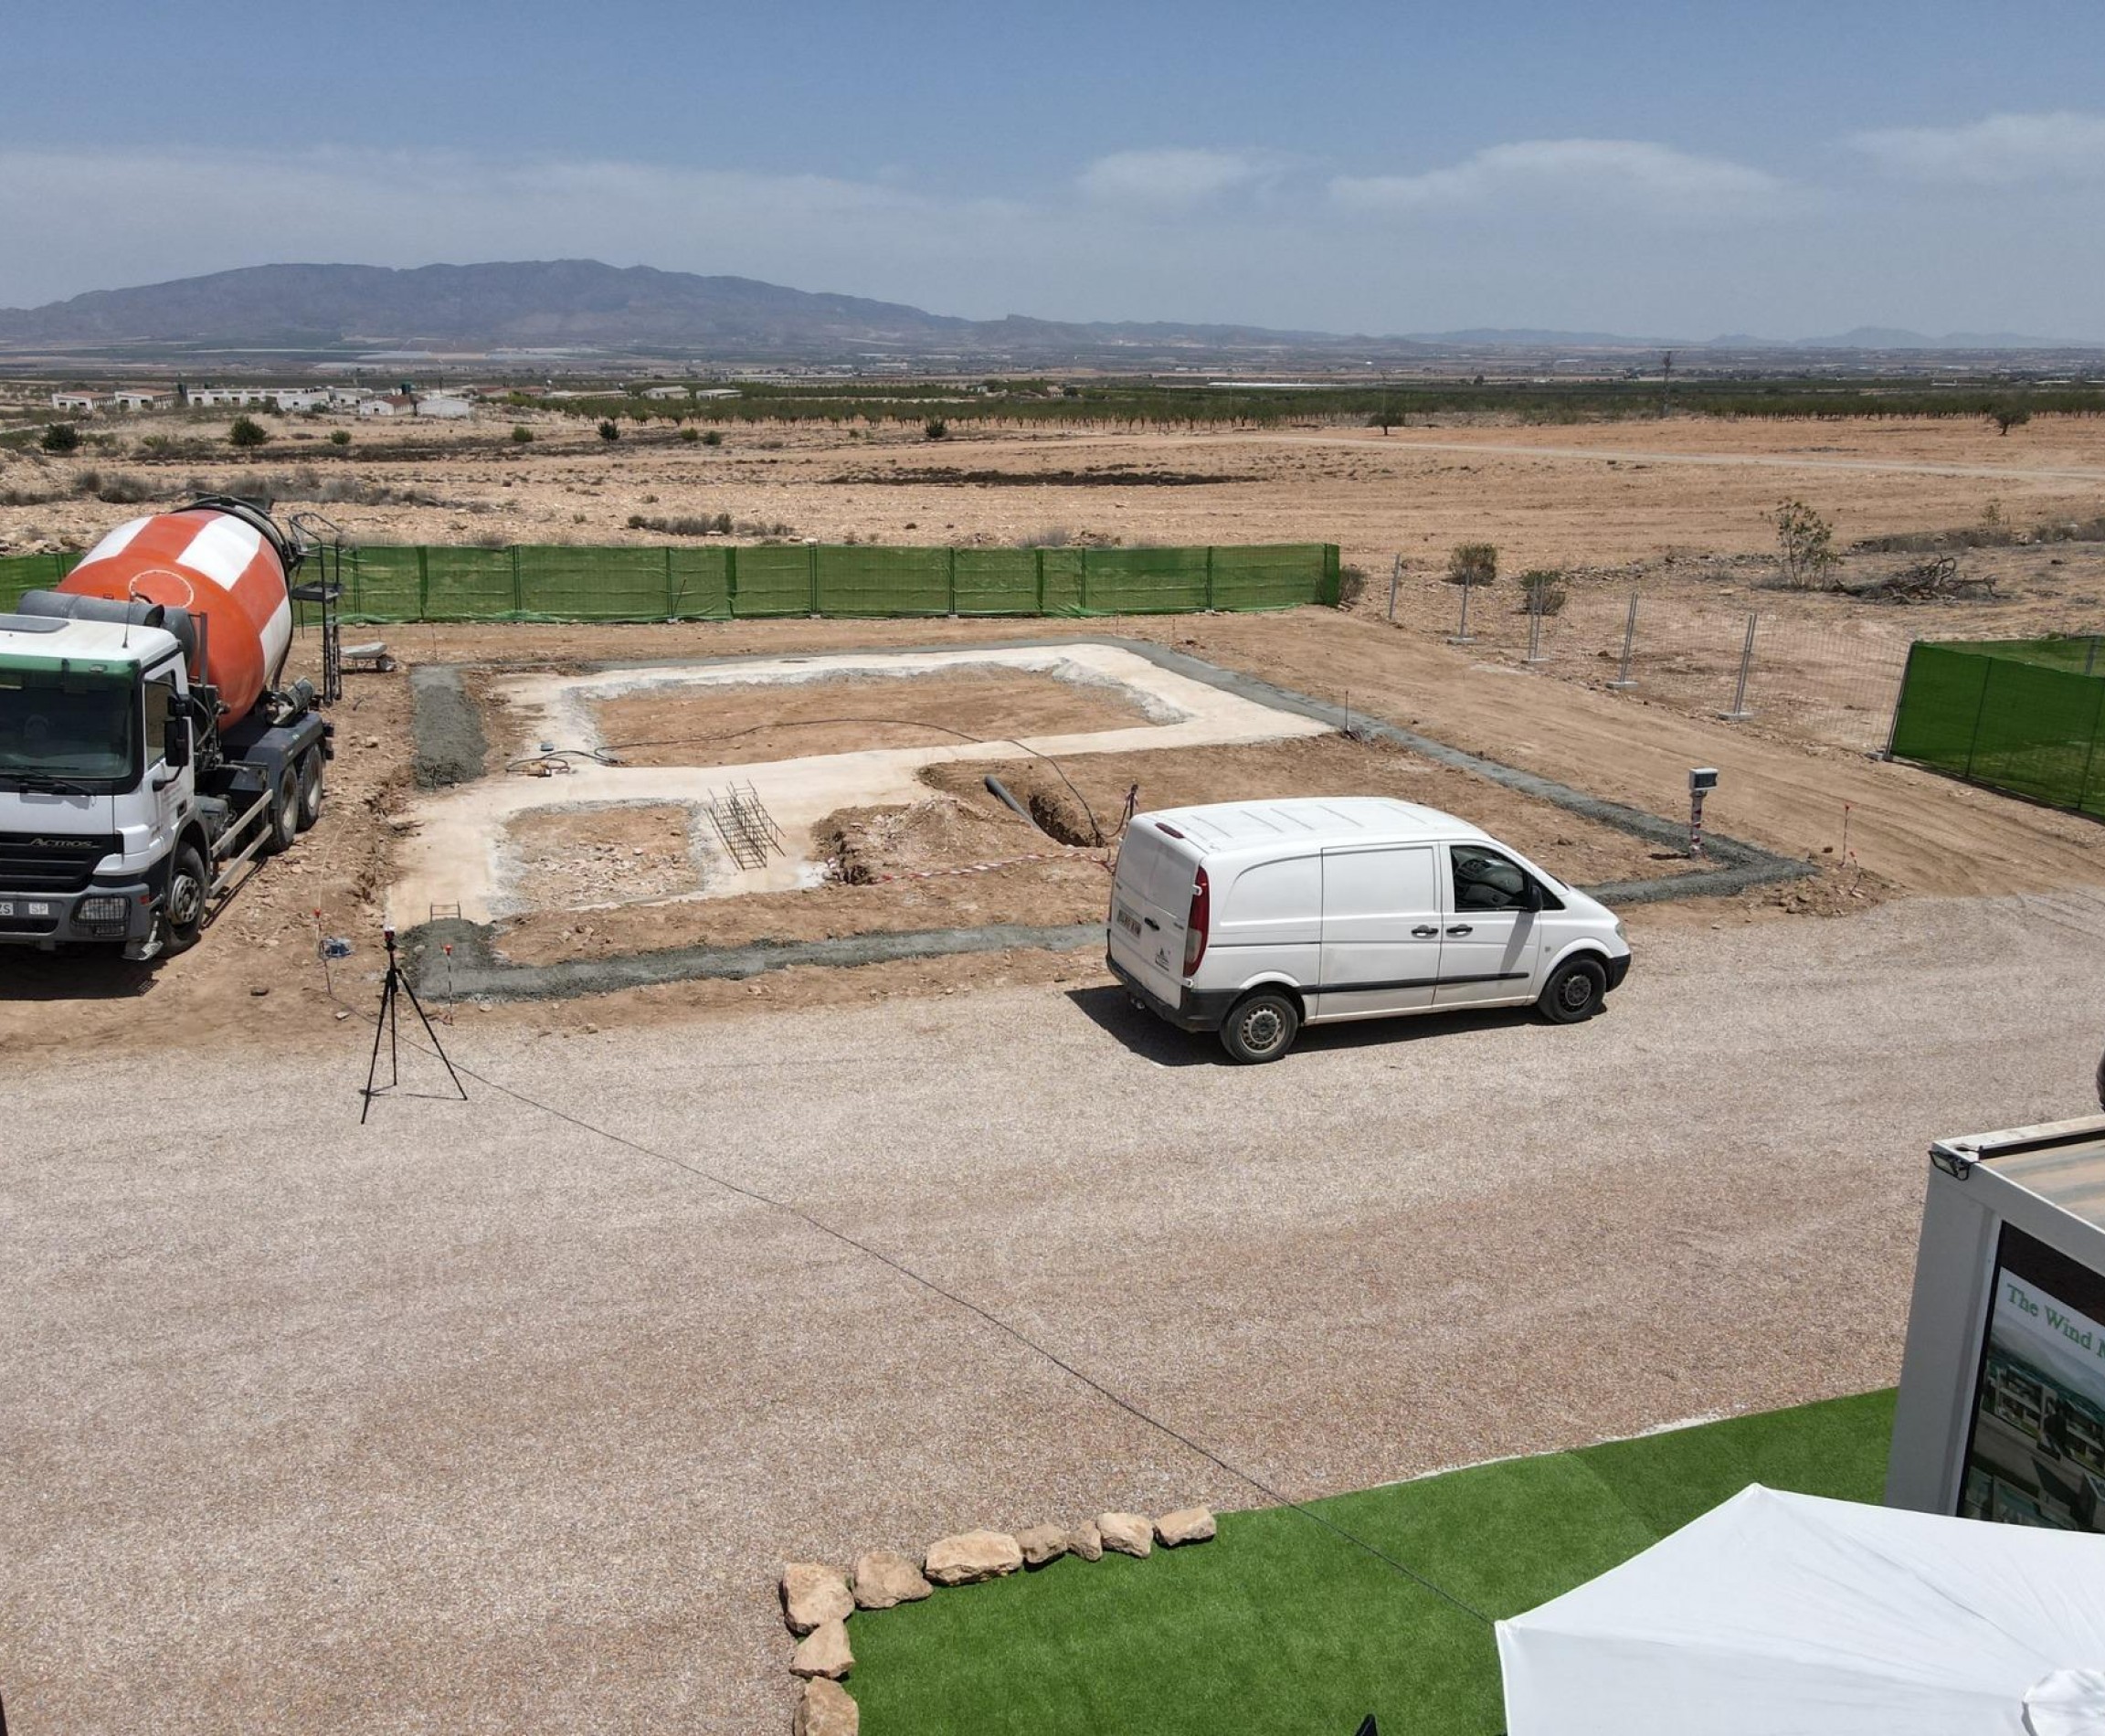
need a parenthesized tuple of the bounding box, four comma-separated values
(1498, 1485, 2105, 1736)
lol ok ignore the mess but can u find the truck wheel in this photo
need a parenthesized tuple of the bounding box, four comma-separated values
(1220, 990, 1300, 1064)
(263, 766, 300, 854)
(157, 841, 209, 958)
(295, 748, 324, 831)
(1539, 957, 1607, 1024)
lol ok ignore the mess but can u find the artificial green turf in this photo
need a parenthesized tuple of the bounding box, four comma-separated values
(846, 1389, 1897, 1735)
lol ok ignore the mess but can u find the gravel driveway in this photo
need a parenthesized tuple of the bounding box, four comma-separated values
(6, 892, 2104, 1733)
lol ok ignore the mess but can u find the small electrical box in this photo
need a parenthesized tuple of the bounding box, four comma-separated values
(1689, 767, 1719, 793)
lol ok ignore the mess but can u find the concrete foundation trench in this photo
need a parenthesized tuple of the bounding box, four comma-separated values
(394, 639, 1808, 1001)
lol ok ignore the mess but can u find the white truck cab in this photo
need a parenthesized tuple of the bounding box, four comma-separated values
(1105, 798, 1632, 1062)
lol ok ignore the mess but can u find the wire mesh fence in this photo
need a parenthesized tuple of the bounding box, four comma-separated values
(0, 541, 1340, 622)
(1384, 570, 1916, 755)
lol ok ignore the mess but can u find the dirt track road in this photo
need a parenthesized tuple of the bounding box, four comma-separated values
(1261, 429, 2105, 485)
(7, 891, 2105, 1733)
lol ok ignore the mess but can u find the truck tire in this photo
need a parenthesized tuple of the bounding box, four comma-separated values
(158, 840, 209, 958)
(262, 765, 300, 855)
(1538, 956, 1607, 1024)
(295, 748, 324, 832)
(1220, 989, 1300, 1064)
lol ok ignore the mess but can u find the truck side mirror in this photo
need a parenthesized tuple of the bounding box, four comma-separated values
(164, 718, 190, 769)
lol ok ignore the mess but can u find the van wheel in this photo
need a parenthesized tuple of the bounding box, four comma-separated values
(262, 766, 300, 854)
(1221, 990, 1300, 1064)
(294, 748, 324, 831)
(1539, 957, 1607, 1024)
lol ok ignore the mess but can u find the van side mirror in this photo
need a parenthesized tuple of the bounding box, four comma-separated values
(164, 718, 190, 769)
(1524, 878, 1546, 912)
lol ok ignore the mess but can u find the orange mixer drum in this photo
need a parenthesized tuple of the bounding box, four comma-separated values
(60, 507, 293, 720)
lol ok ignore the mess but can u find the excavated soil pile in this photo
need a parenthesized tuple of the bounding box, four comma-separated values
(502, 802, 700, 912)
(824, 793, 1045, 884)
(593, 667, 1154, 768)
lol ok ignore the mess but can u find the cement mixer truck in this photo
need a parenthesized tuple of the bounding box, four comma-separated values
(0, 497, 334, 960)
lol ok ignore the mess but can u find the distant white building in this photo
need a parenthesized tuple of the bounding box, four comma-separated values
(110, 389, 165, 412)
(323, 386, 373, 408)
(414, 395, 475, 419)
(49, 392, 97, 413)
(270, 388, 329, 413)
(356, 394, 414, 418)
(187, 386, 276, 409)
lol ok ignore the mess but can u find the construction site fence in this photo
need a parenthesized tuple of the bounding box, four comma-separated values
(1384, 572, 1919, 757)
(1888, 637, 2105, 815)
(0, 541, 1340, 623)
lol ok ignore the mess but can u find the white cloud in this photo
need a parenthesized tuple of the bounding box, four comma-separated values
(1332, 138, 1784, 217)
(1848, 111, 2105, 185)
(1077, 147, 1280, 206)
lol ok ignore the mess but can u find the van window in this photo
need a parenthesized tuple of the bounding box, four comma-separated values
(1452, 844, 1530, 911)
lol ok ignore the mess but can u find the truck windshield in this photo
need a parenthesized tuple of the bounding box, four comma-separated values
(0, 665, 137, 789)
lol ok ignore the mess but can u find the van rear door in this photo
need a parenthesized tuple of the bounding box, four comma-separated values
(1316, 844, 1444, 1020)
(1109, 820, 1201, 1007)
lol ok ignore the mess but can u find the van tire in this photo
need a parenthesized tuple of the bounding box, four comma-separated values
(1539, 956, 1607, 1024)
(1221, 990, 1301, 1064)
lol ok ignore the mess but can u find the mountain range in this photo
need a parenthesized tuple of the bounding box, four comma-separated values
(0, 260, 2095, 360)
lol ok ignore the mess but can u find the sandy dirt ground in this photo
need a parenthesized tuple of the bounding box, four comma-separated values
(5, 890, 2105, 1733)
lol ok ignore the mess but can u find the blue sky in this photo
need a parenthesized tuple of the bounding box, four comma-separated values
(6, 1, 2105, 336)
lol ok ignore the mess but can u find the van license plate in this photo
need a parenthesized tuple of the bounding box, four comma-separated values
(1116, 904, 1143, 938)
(0, 901, 11, 917)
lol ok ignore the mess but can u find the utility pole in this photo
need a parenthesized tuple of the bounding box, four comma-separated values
(1660, 350, 1674, 419)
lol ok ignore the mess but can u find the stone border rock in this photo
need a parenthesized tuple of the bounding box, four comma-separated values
(401, 638, 1808, 1001)
(778, 1506, 1218, 1731)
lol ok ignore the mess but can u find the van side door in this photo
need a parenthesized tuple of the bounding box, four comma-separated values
(1315, 844, 1444, 1021)
(1433, 842, 1543, 1008)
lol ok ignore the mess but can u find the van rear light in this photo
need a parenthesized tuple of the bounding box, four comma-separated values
(1155, 822, 1185, 839)
(1182, 865, 1210, 976)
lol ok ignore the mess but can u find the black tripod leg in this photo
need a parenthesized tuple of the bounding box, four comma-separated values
(361, 970, 393, 1125)
(398, 974, 469, 1102)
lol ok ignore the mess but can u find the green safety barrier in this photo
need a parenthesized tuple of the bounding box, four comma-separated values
(1888, 636, 2105, 817)
(0, 541, 1338, 622)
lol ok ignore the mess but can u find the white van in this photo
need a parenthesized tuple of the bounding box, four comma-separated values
(1105, 798, 1631, 1063)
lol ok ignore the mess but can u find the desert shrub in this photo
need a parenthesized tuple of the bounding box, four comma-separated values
(923, 418, 948, 440)
(1518, 569, 1568, 614)
(228, 416, 270, 450)
(1017, 525, 1074, 548)
(1336, 564, 1369, 607)
(328, 429, 352, 447)
(40, 422, 80, 453)
(1445, 542, 1497, 586)
(628, 513, 734, 536)
(701, 429, 724, 447)
(1991, 403, 2032, 436)
(511, 425, 534, 444)
(1770, 497, 1837, 588)
(597, 419, 621, 443)
(677, 427, 701, 443)
(92, 471, 153, 504)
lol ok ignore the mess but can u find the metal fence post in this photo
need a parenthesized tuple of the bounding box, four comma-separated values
(1204, 545, 1215, 610)
(511, 545, 524, 618)
(2078, 667, 2105, 814)
(1883, 640, 1920, 759)
(665, 545, 676, 619)
(2087, 635, 2100, 678)
(808, 543, 820, 616)
(947, 545, 957, 615)
(1526, 587, 1546, 664)
(725, 545, 739, 619)
(1387, 554, 1402, 622)
(1035, 547, 1045, 614)
(416, 545, 429, 620)
(1962, 656, 1991, 780)
(1449, 577, 1475, 644)
(1721, 610, 1758, 719)
(1610, 591, 1639, 689)
(1080, 550, 1090, 613)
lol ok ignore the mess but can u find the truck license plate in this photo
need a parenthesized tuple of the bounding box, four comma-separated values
(1116, 904, 1143, 937)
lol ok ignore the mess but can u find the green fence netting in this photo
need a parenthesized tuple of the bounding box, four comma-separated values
(0, 541, 1338, 622)
(1889, 637, 2105, 816)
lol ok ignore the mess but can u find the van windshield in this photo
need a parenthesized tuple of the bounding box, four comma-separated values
(0, 664, 138, 789)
